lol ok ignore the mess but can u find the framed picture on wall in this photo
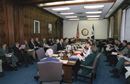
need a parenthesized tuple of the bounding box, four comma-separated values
(34, 20, 40, 33)
(48, 23, 52, 34)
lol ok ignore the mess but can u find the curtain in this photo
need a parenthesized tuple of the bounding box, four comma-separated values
(110, 16, 114, 38)
(120, 9, 126, 42)
(118, 9, 122, 40)
(125, 8, 130, 42)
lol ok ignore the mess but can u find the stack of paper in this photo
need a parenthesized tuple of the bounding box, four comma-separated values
(60, 60, 68, 64)
(112, 52, 117, 55)
(52, 54, 58, 57)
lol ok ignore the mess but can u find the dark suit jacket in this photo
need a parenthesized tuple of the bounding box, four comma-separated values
(47, 40, 53, 46)
(57, 43, 65, 51)
(13, 45, 22, 55)
(28, 42, 35, 49)
(34, 41, 43, 47)
(80, 53, 97, 76)
(118, 44, 125, 51)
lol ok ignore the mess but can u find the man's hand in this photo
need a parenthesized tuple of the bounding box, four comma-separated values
(124, 62, 130, 65)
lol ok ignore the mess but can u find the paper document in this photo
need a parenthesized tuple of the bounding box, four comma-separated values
(77, 54, 85, 61)
(58, 51, 65, 52)
(21, 45, 25, 49)
(77, 48, 83, 51)
(112, 52, 117, 55)
(125, 66, 130, 78)
(52, 54, 58, 57)
(70, 55, 78, 58)
(60, 60, 68, 64)
(124, 57, 130, 62)
(28, 49, 34, 51)
(74, 51, 81, 53)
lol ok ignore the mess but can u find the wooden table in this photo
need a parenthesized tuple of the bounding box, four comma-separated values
(53, 51, 77, 83)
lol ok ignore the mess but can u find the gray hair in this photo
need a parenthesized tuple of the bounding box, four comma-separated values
(46, 49, 53, 57)
(15, 42, 19, 45)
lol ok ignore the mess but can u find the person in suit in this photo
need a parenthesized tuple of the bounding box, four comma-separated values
(34, 49, 60, 82)
(29, 38, 38, 50)
(63, 38, 69, 47)
(109, 42, 130, 78)
(106, 40, 129, 66)
(57, 38, 65, 51)
(47, 38, 53, 46)
(0, 42, 19, 70)
(40, 38, 46, 47)
(24, 40, 36, 61)
(13, 42, 33, 67)
(73, 45, 97, 81)
(34, 38, 43, 47)
(0, 59, 5, 77)
(51, 37, 55, 44)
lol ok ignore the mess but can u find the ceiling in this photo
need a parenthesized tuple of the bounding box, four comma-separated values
(13, 0, 125, 21)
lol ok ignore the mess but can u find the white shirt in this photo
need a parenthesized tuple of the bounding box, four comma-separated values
(83, 47, 91, 58)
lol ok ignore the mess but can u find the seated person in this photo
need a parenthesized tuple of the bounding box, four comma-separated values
(57, 38, 65, 51)
(40, 38, 46, 47)
(0, 59, 5, 77)
(34, 49, 60, 82)
(51, 37, 55, 44)
(34, 38, 43, 47)
(63, 38, 69, 47)
(0, 42, 20, 70)
(106, 40, 129, 66)
(56, 37, 59, 44)
(24, 40, 36, 61)
(109, 42, 130, 78)
(47, 38, 53, 46)
(73, 45, 97, 80)
(80, 42, 92, 58)
(29, 38, 39, 50)
(13, 42, 33, 67)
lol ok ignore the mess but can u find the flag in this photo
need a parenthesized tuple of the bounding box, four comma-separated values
(91, 24, 94, 39)
(76, 23, 79, 39)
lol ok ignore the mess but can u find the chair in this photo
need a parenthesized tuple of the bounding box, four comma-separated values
(77, 53, 101, 84)
(53, 44, 57, 53)
(49, 46, 55, 53)
(37, 61, 63, 84)
(36, 48, 46, 60)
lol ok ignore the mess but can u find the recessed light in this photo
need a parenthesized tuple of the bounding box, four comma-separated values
(60, 12, 74, 15)
(69, 19, 79, 20)
(52, 7, 70, 11)
(65, 16, 77, 18)
(84, 5, 104, 9)
(87, 15, 100, 17)
(88, 18, 99, 20)
(86, 11, 102, 14)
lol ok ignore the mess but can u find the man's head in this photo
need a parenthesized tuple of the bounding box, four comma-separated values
(49, 38, 51, 41)
(65, 38, 69, 43)
(59, 38, 63, 43)
(87, 37, 90, 40)
(30, 38, 34, 42)
(86, 42, 91, 48)
(123, 40, 127, 46)
(114, 40, 118, 44)
(127, 42, 130, 49)
(117, 40, 121, 45)
(1, 42, 7, 48)
(45, 49, 53, 57)
(15, 42, 20, 47)
(90, 45, 97, 53)
(35, 38, 39, 42)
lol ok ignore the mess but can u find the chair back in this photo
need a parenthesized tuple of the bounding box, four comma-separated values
(9, 45, 14, 52)
(91, 53, 101, 74)
(37, 61, 63, 82)
(36, 48, 45, 60)
(49, 46, 55, 53)
(53, 44, 57, 53)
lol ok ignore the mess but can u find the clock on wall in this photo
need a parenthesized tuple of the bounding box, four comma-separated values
(81, 28, 89, 36)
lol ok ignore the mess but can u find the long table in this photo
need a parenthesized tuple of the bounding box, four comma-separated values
(54, 51, 77, 83)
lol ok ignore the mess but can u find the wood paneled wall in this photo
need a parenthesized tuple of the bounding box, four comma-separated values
(0, 0, 63, 46)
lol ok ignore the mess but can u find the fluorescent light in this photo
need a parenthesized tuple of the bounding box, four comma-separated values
(87, 15, 100, 17)
(84, 5, 104, 9)
(88, 18, 99, 20)
(44, 1, 64, 6)
(60, 12, 74, 15)
(65, 0, 86, 4)
(86, 11, 102, 14)
(52, 7, 70, 11)
(65, 16, 77, 18)
(39, 4, 44, 7)
(69, 19, 79, 20)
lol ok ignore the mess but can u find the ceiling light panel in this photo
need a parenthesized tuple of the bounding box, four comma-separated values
(52, 7, 70, 11)
(87, 15, 100, 17)
(44, 1, 64, 6)
(69, 19, 79, 20)
(65, 16, 77, 18)
(88, 18, 99, 20)
(84, 5, 104, 9)
(60, 12, 74, 15)
(86, 11, 102, 14)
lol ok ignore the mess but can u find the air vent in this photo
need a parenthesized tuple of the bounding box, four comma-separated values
(77, 12, 83, 14)
(79, 16, 85, 18)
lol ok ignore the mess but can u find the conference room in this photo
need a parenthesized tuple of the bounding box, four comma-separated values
(0, 0, 130, 84)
